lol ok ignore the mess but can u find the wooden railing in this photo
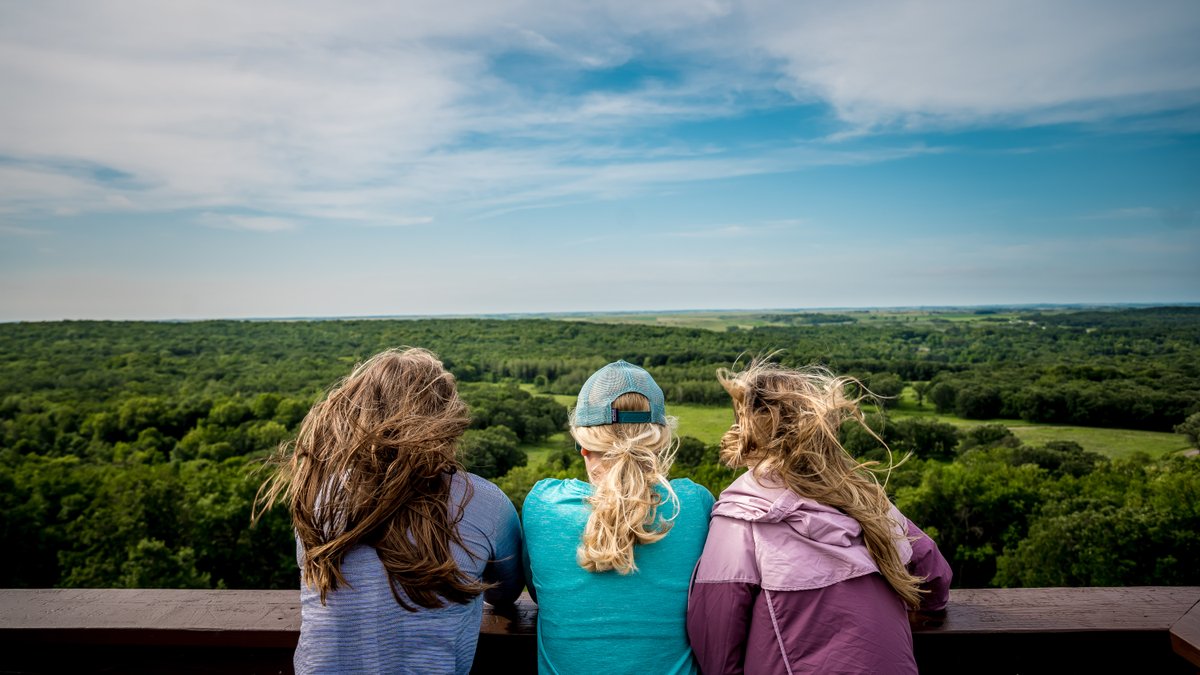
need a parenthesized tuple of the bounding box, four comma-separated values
(1, 587, 1197, 674)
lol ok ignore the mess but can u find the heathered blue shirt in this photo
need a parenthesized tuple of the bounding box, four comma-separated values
(522, 478, 714, 675)
(294, 472, 524, 675)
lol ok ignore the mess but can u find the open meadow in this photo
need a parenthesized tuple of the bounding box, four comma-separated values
(515, 398, 1196, 465)
(522, 402, 1191, 464)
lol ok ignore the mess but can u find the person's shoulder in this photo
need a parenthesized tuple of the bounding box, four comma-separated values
(524, 477, 559, 501)
(528, 476, 564, 492)
(460, 472, 513, 512)
(524, 477, 582, 500)
(670, 478, 716, 507)
(670, 476, 713, 495)
(462, 470, 503, 495)
(522, 478, 588, 514)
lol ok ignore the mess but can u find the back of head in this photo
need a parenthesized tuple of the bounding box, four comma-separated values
(717, 358, 925, 608)
(717, 361, 861, 479)
(570, 361, 678, 574)
(259, 347, 486, 609)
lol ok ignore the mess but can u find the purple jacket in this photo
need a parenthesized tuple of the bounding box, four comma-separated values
(686, 472, 951, 675)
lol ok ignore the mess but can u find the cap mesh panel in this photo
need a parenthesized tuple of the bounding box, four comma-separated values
(573, 360, 666, 427)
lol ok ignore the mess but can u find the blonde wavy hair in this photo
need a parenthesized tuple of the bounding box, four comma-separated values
(717, 358, 925, 608)
(570, 392, 680, 574)
(255, 347, 489, 609)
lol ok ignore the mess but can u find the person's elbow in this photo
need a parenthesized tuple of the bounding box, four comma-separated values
(483, 584, 521, 607)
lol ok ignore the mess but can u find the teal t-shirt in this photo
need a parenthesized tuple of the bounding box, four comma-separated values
(522, 478, 714, 675)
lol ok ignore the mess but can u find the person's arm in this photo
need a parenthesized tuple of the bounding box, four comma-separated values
(906, 519, 952, 614)
(518, 479, 554, 604)
(687, 578, 757, 675)
(520, 528, 536, 603)
(483, 492, 524, 606)
(687, 514, 759, 675)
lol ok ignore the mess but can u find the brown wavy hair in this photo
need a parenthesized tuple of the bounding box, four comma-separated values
(717, 358, 924, 608)
(255, 347, 488, 610)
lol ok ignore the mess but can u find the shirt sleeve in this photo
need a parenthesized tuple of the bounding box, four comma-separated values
(483, 486, 525, 606)
(905, 519, 952, 612)
(518, 481, 543, 604)
(521, 531, 537, 603)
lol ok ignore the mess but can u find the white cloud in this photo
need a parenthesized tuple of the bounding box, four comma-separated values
(199, 213, 297, 232)
(0, 0, 1196, 227)
(1081, 206, 1200, 228)
(0, 223, 48, 237)
(666, 220, 803, 238)
(359, 216, 435, 227)
(742, 0, 1200, 130)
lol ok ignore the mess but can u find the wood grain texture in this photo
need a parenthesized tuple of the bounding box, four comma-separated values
(0, 589, 298, 632)
(3, 586, 1199, 674)
(3, 587, 1199, 637)
(915, 586, 1200, 635)
(1170, 598, 1200, 668)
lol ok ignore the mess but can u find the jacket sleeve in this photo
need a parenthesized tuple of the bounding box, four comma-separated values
(905, 519, 952, 612)
(687, 514, 760, 674)
(687, 578, 757, 675)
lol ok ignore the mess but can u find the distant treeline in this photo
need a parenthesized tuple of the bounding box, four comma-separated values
(3, 307, 1197, 429)
(1, 308, 1198, 591)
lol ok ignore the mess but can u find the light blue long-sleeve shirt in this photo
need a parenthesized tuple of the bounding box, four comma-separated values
(522, 478, 714, 675)
(294, 472, 523, 675)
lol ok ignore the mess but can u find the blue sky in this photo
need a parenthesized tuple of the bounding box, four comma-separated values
(1, 0, 1198, 320)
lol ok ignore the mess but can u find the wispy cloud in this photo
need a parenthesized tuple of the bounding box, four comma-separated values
(3, 1, 1193, 227)
(666, 220, 802, 239)
(745, 0, 1200, 131)
(198, 213, 297, 233)
(0, 223, 48, 237)
(1082, 207, 1163, 220)
(1, 2, 1197, 320)
(357, 216, 435, 227)
(1081, 207, 1200, 228)
(669, 224, 757, 238)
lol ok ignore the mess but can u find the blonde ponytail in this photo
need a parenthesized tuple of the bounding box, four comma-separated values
(571, 392, 679, 574)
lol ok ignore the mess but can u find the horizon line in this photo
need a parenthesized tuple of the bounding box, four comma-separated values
(5, 301, 1200, 324)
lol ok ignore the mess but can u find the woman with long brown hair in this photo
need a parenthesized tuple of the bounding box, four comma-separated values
(257, 347, 523, 674)
(686, 358, 952, 674)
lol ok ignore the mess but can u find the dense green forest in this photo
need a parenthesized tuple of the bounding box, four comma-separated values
(1, 307, 1198, 590)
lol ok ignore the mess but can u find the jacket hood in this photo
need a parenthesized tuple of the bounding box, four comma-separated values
(712, 471, 870, 546)
(701, 471, 912, 591)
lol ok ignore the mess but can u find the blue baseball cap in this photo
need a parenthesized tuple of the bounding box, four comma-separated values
(572, 360, 667, 427)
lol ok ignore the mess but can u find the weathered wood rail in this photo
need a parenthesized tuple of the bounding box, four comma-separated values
(1, 587, 1197, 674)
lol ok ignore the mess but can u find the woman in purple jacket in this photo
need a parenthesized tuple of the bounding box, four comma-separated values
(686, 360, 952, 674)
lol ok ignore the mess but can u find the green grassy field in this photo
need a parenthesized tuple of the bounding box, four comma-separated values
(873, 403, 1028, 427)
(517, 385, 1192, 461)
(1003, 425, 1191, 459)
(877, 387, 1193, 459)
(561, 311, 770, 332)
(670, 402, 735, 444)
(554, 308, 1029, 332)
(517, 378, 1195, 461)
(522, 431, 572, 468)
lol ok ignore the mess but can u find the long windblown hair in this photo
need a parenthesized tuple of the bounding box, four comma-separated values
(570, 392, 679, 575)
(717, 358, 925, 608)
(255, 347, 488, 610)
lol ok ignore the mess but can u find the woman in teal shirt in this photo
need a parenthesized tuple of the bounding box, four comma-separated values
(522, 360, 714, 675)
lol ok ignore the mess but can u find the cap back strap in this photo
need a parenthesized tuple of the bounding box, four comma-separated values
(611, 410, 652, 424)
